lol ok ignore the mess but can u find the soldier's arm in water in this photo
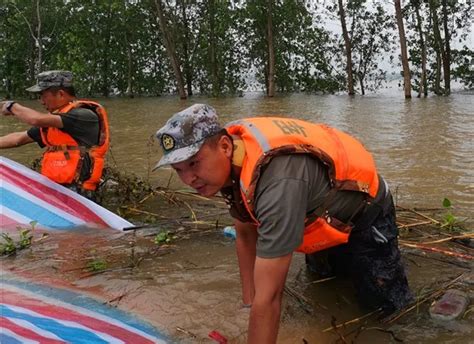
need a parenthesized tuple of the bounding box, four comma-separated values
(1, 101, 63, 128)
(235, 219, 258, 306)
(248, 253, 292, 344)
(0, 131, 34, 148)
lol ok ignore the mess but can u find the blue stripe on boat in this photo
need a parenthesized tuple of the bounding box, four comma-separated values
(0, 305, 108, 344)
(0, 334, 23, 344)
(0, 187, 76, 228)
(2, 275, 170, 342)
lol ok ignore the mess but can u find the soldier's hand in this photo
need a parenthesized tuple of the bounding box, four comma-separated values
(1, 101, 16, 116)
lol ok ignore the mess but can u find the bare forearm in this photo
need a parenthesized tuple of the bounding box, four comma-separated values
(235, 220, 258, 305)
(0, 131, 33, 148)
(9, 103, 49, 127)
(246, 254, 292, 344)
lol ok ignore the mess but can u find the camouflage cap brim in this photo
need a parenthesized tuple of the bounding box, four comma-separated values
(25, 84, 45, 93)
(152, 140, 204, 171)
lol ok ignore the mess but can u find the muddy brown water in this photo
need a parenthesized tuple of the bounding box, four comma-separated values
(1, 93, 473, 343)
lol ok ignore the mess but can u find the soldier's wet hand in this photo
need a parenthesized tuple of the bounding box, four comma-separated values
(1, 101, 16, 116)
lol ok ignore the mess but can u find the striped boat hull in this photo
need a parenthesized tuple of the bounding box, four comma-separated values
(0, 157, 132, 230)
(1, 275, 169, 343)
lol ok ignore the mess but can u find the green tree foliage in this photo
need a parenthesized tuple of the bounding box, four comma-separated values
(405, 0, 473, 95)
(326, 0, 396, 95)
(181, 0, 247, 96)
(350, 2, 394, 95)
(239, 0, 342, 93)
(0, 0, 472, 98)
(1, 0, 65, 97)
(452, 46, 474, 88)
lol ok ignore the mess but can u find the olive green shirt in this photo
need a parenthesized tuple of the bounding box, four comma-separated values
(254, 154, 366, 258)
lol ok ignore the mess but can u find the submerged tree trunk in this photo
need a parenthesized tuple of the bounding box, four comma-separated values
(429, 0, 447, 95)
(125, 32, 134, 98)
(358, 72, 365, 96)
(266, 0, 275, 97)
(395, 0, 411, 98)
(209, 0, 219, 96)
(180, 0, 193, 96)
(434, 52, 442, 95)
(414, 2, 427, 97)
(441, 0, 451, 94)
(154, 0, 187, 99)
(337, 0, 354, 95)
(34, 0, 42, 74)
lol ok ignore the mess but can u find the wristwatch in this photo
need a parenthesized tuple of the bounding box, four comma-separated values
(5, 101, 16, 113)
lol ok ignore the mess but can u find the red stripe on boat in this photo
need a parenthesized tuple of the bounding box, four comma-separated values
(0, 316, 67, 344)
(0, 214, 20, 228)
(2, 290, 156, 343)
(0, 164, 107, 227)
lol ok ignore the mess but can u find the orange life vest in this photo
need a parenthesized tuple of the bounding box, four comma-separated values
(40, 100, 110, 191)
(226, 117, 379, 254)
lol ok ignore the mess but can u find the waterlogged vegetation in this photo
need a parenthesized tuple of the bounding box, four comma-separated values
(86, 257, 108, 272)
(1, 162, 472, 341)
(1, 1, 472, 99)
(441, 197, 468, 232)
(154, 230, 178, 245)
(0, 221, 37, 255)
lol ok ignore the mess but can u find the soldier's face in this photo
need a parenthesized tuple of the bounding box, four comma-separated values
(39, 89, 66, 112)
(171, 136, 233, 197)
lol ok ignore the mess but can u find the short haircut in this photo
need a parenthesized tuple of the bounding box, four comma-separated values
(204, 128, 232, 148)
(46, 86, 76, 97)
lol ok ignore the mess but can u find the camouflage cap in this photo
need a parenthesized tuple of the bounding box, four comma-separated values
(153, 104, 222, 170)
(26, 70, 73, 93)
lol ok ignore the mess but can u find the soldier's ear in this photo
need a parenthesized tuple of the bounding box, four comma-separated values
(219, 135, 233, 158)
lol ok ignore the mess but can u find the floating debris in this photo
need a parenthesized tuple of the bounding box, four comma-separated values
(223, 226, 236, 239)
(429, 289, 470, 321)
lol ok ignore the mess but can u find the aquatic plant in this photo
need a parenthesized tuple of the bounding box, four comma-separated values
(86, 258, 108, 272)
(0, 221, 36, 255)
(154, 231, 176, 245)
(0, 233, 17, 255)
(441, 198, 466, 232)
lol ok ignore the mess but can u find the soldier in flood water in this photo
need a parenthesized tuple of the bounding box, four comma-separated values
(154, 103, 412, 344)
(0, 70, 109, 200)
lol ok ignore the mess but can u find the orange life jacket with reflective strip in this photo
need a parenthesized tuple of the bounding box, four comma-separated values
(40, 100, 110, 191)
(226, 117, 379, 254)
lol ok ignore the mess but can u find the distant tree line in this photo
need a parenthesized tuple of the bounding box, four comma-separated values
(0, 0, 472, 99)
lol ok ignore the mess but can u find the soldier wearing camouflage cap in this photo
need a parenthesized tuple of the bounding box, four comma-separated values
(25, 70, 74, 93)
(0, 70, 110, 200)
(155, 103, 223, 169)
(154, 104, 412, 343)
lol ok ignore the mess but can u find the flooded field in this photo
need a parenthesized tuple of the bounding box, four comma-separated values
(2, 92, 473, 216)
(1, 93, 473, 343)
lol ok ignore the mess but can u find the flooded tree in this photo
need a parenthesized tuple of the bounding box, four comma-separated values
(395, 0, 412, 98)
(153, 0, 187, 99)
(441, 0, 451, 95)
(351, 3, 394, 95)
(428, 0, 449, 95)
(337, 0, 355, 95)
(2, 0, 62, 91)
(412, 0, 428, 97)
(0, 0, 472, 98)
(266, 0, 276, 97)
